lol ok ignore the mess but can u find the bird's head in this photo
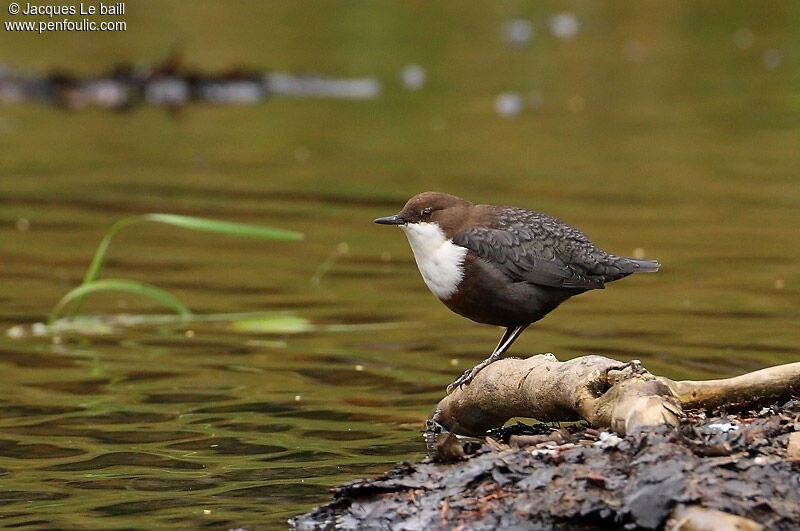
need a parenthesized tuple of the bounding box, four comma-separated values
(374, 192, 473, 236)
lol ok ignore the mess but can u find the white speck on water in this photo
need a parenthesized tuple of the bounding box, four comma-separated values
(503, 18, 535, 47)
(494, 92, 524, 118)
(16, 218, 30, 232)
(548, 12, 580, 40)
(354, 364, 364, 372)
(401, 64, 427, 90)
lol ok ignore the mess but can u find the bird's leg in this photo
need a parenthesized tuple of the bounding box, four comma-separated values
(446, 324, 529, 393)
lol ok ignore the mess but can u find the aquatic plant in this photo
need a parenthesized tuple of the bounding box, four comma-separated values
(49, 213, 303, 324)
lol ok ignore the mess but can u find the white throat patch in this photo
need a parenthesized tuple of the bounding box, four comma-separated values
(400, 222, 467, 300)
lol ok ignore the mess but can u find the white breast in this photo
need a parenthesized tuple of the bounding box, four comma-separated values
(400, 222, 467, 300)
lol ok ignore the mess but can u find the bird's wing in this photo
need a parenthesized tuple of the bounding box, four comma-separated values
(452, 208, 638, 290)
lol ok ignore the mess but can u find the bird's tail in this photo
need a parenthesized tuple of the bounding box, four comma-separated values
(628, 258, 660, 273)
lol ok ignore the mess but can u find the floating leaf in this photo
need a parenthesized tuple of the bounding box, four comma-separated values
(229, 315, 314, 334)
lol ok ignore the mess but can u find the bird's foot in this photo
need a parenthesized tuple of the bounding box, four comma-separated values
(446, 352, 508, 394)
(446, 366, 481, 394)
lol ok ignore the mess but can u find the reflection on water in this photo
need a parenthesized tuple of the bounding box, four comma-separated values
(1, 2, 800, 529)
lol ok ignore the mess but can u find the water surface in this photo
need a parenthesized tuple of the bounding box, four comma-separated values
(1, 3, 799, 528)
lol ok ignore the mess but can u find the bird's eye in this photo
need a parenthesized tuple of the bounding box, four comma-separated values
(421, 207, 432, 217)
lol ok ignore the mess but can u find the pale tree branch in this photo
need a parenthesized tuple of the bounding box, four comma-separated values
(435, 354, 800, 436)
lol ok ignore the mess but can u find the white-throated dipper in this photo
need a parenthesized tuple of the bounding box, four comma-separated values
(374, 192, 660, 393)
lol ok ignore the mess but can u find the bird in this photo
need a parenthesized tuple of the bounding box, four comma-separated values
(374, 192, 660, 393)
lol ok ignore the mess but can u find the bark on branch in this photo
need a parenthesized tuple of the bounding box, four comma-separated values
(435, 354, 800, 436)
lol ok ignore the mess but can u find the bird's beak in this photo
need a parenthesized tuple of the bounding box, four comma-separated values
(374, 214, 405, 226)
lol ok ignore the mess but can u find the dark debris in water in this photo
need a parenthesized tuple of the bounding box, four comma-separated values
(292, 399, 800, 530)
(0, 51, 380, 112)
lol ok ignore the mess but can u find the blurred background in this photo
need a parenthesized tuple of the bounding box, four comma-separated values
(1, 1, 799, 528)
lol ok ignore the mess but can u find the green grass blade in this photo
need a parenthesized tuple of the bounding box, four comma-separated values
(141, 213, 304, 241)
(50, 279, 192, 324)
(66, 213, 302, 317)
(68, 216, 142, 316)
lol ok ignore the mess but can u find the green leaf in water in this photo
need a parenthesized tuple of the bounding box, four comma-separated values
(229, 315, 313, 334)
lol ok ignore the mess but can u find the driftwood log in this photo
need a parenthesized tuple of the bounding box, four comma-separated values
(294, 354, 800, 530)
(436, 354, 800, 436)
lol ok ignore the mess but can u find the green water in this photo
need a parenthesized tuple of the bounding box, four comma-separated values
(1, 2, 799, 528)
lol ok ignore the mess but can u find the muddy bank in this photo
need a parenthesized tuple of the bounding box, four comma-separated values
(292, 399, 800, 530)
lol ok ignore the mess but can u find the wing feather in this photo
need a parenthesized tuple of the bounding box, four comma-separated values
(452, 207, 644, 290)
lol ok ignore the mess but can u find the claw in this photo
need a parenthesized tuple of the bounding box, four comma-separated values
(446, 368, 476, 394)
(445, 324, 530, 394)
